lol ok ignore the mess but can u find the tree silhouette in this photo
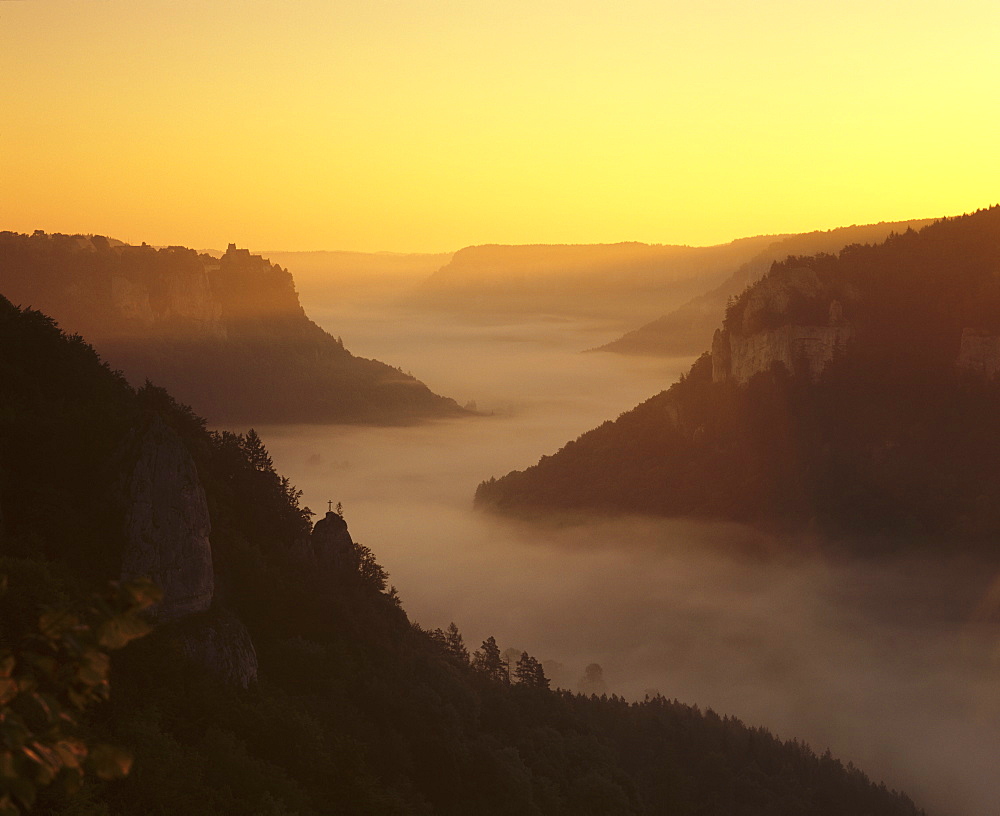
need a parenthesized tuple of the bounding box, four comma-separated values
(444, 623, 468, 663)
(241, 429, 273, 472)
(514, 652, 549, 689)
(472, 636, 507, 683)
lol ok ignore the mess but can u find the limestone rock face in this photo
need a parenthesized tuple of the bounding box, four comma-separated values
(181, 610, 259, 689)
(711, 266, 854, 384)
(711, 329, 731, 383)
(120, 414, 214, 621)
(714, 324, 854, 384)
(957, 328, 1000, 379)
(109, 264, 226, 338)
(110, 275, 154, 325)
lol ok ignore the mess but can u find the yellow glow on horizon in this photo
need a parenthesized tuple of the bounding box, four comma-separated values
(2, 0, 998, 252)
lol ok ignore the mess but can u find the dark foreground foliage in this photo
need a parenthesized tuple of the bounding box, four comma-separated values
(0, 297, 923, 814)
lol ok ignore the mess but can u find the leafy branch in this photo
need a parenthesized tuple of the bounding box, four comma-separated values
(0, 577, 161, 814)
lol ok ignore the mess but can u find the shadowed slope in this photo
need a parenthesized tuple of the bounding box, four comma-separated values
(0, 232, 464, 424)
(478, 207, 1000, 541)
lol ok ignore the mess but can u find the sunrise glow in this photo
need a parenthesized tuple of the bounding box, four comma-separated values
(3, 0, 998, 251)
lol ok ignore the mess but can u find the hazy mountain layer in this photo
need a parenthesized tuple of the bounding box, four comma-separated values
(477, 207, 1000, 541)
(408, 237, 788, 323)
(591, 218, 935, 356)
(0, 296, 924, 815)
(0, 231, 463, 424)
(259, 248, 453, 311)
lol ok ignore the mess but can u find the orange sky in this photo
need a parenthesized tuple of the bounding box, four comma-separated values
(2, 0, 998, 252)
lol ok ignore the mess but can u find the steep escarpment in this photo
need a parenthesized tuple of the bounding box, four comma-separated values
(0, 232, 464, 424)
(710, 267, 856, 384)
(478, 206, 1000, 540)
(0, 297, 926, 816)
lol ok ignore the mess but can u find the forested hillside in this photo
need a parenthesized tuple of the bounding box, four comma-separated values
(478, 207, 1000, 541)
(0, 296, 924, 814)
(0, 232, 463, 424)
(591, 218, 934, 357)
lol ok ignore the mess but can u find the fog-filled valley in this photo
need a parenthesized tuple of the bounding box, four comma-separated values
(6, 2, 998, 813)
(245, 281, 1000, 816)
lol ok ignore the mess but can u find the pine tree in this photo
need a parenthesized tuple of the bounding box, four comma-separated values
(241, 428, 273, 472)
(514, 652, 549, 689)
(444, 622, 468, 663)
(472, 636, 506, 683)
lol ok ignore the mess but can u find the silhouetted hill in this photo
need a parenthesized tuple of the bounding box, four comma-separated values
(591, 218, 935, 356)
(0, 296, 924, 815)
(0, 231, 463, 424)
(478, 207, 1000, 541)
(408, 238, 786, 323)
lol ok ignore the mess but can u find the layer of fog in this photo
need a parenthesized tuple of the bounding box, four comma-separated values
(249, 300, 999, 816)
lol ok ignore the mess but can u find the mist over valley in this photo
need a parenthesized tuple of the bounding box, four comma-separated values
(5, 2, 997, 812)
(255, 277, 1000, 816)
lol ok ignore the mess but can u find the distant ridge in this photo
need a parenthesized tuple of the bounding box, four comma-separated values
(590, 218, 935, 356)
(406, 237, 786, 322)
(0, 231, 465, 424)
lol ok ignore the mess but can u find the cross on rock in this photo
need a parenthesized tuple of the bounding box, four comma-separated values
(327, 500, 334, 512)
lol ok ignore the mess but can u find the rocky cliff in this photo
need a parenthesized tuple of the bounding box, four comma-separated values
(712, 322, 854, 384)
(711, 268, 854, 384)
(108, 255, 226, 337)
(120, 414, 215, 621)
(4, 239, 300, 340)
(0, 232, 464, 423)
(119, 412, 258, 686)
(289, 510, 358, 573)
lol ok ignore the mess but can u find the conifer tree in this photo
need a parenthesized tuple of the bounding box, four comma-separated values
(241, 429, 273, 472)
(514, 652, 549, 689)
(444, 622, 468, 663)
(471, 636, 507, 683)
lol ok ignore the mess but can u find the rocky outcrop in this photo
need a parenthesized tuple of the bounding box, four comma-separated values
(713, 299, 853, 384)
(713, 323, 854, 384)
(120, 415, 214, 621)
(109, 260, 226, 337)
(180, 609, 259, 689)
(290, 510, 357, 572)
(0, 237, 294, 343)
(957, 328, 1000, 379)
(107, 246, 278, 339)
(119, 413, 261, 687)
